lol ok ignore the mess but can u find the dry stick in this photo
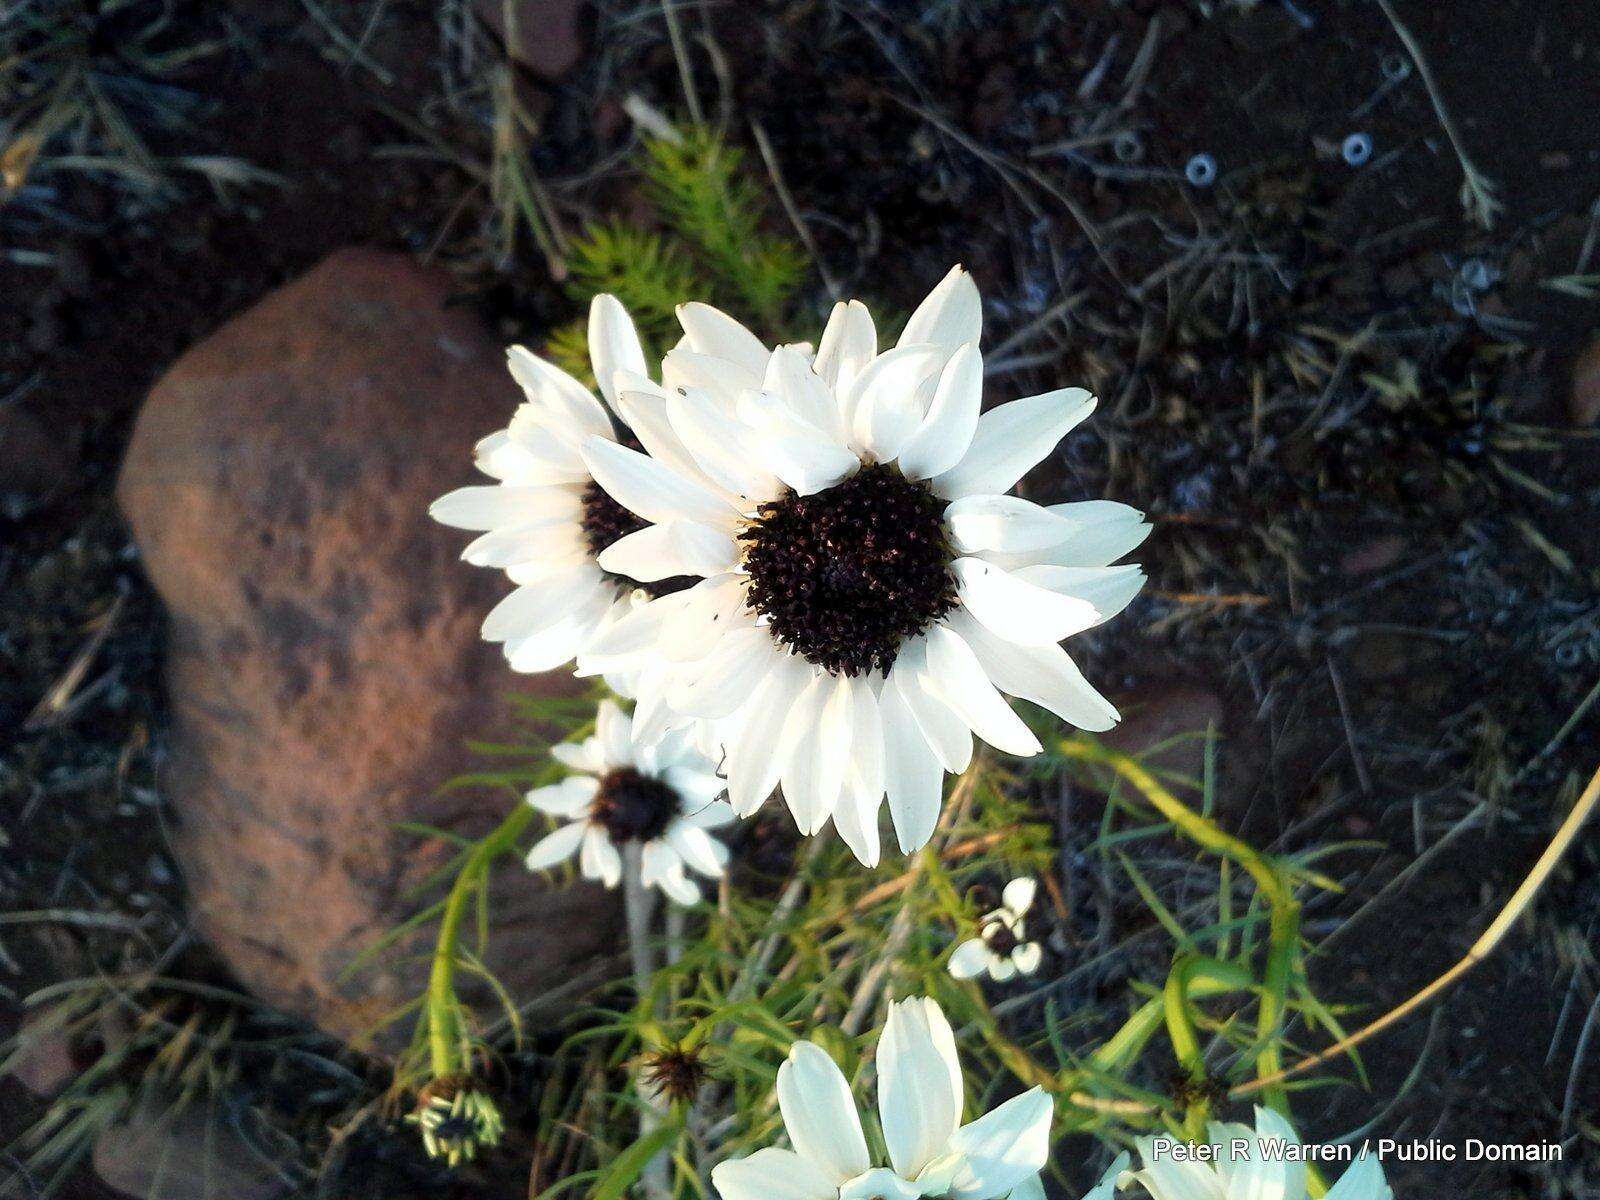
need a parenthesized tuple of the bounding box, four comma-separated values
(661, 0, 703, 127)
(1374, 0, 1501, 228)
(1231, 763, 1600, 1099)
(750, 119, 842, 300)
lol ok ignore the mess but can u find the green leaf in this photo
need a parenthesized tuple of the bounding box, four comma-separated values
(590, 1121, 683, 1200)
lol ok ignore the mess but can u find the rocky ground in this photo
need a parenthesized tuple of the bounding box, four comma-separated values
(2, 1, 1598, 1197)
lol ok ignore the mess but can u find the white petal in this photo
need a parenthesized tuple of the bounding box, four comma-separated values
(588, 294, 647, 407)
(1011, 942, 1042, 975)
(898, 343, 983, 480)
(597, 520, 738, 582)
(675, 626, 784, 719)
(948, 938, 993, 980)
(844, 344, 944, 460)
(482, 570, 607, 642)
(613, 379, 734, 497)
(639, 837, 681, 886)
(1130, 1138, 1228, 1200)
(879, 997, 963, 1180)
(581, 825, 623, 887)
(1011, 564, 1146, 628)
(1002, 877, 1037, 916)
(890, 640, 973, 774)
(943, 609, 1119, 732)
(525, 821, 585, 870)
(668, 387, 782, 499)
(580, 437, 738, 527)
(1324, 1153, 1391, 1200)
(899, 265, 982, 354)
(879, 679, 944, 852)
(726, 655, 810, 816)
(776, 1042, 871, 1184)
(738, 390, 859, 496)
(660, 575, 753, 662)
(988, 956, 1018, 982)
(1003, 501, 1152, 568)
(778, 672, 843, 834)
(526, 775, 598, 816)
(946, 494, 1084, 555)
(505, 348, 614, 441)
(665, 821, 728, 876)
(953, 558, 1100, 646)
(552, 739, 604, 774)
(815, 299, 877, 395)
(922, 624, 1042, 757)
(662, 347, 763, 409)
(677, 302, 770, 375)
(948, 1089, 1054, 1200)
(504, 615, 592, 673)
(765, 344, 847, 441)
(831, 771, 881, 868)
(431, 485, 573, 531)
(712, 1148, 839, 1200)
(461, 521, 585, 569)
(595, 700, 633, 767)
(659, 865, 700, 904)
(932, 389, 1096, 500)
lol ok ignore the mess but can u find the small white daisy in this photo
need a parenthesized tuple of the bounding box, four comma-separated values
(711, 996, 1053, 1200)
(524, 700, 732, 905)
(578, 268, 1150, 865)
(1125, 1107, 1393, 1200)
(430, 294, 700, 681)
(948, 877, 1042, 982)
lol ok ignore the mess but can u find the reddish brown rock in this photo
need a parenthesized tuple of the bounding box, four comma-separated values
(93, 1094, 287, 1200)
(475, 0, 586, 81)
(1571, 336, 1600, 426)
(1104, 682, 1227, 783)
(117, 248, 620, 1051)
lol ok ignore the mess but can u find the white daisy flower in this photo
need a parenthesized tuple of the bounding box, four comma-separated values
(949, 877, 1042, 982)
(578, 267, 1150, 865)
(523, 700, 732, 905)
(430, 294, 701, 681)
(710, 996, 1053, 1200)
(1125, 1107, 1393, 1200)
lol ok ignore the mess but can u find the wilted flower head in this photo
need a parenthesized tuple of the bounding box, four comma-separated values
(525, 700, 732, 904)
(711, 996, 1052, 1200)
(579, 268, 1148, 865)
(639, 1042, 711, 1105)
(408, 1083, 505, 1166)
(430, 294, 697, 685)
(948, 877, 1041, 983)
(1125, 1107, 1393, 1200)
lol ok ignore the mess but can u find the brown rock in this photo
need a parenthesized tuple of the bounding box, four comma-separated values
(92, 1094, 287, 1200)
(475, 0, 587, 81)
(5, 1011, 77, 1098)
(117, 248, 620, 1051)
(1570, 336, 1600, 426)
(1103, 682, 1226, 782)
(1339, 534, 1405, 576)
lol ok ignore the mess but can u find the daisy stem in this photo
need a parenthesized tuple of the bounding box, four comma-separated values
(623, 844, 672, 1200)
(426, 802, 535, 1081)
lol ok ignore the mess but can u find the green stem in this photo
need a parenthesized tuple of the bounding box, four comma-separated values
(426, 803, 535, 1079)
(1063, 739, 1300, 1111)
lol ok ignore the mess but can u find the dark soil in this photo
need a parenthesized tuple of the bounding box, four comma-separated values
(3, 1, 1598, 1197)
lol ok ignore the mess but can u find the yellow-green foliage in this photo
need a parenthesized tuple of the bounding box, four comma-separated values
(549, 126, 807, 378)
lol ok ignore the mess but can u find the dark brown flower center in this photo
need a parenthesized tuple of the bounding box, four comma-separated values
(591, 767, 679, 844)
(580, 481, 698, 600)
(738, 464, 955, 676)
(982, 918, 1021, 958)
